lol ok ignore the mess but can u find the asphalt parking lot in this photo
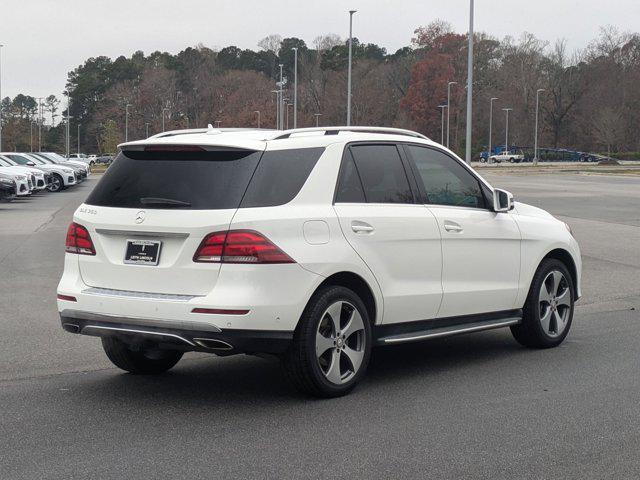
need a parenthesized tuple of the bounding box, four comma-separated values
(1, 172, 639, 479)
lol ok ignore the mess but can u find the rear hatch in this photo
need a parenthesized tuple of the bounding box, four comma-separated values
(77, 146, 264, 296)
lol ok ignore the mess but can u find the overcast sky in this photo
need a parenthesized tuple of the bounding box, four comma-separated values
(1, 0, 638, 100)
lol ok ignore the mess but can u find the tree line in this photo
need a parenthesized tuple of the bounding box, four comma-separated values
(1, 21, 639, 157)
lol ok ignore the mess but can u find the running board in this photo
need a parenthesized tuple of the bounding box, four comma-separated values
(375, 315, 521, 345)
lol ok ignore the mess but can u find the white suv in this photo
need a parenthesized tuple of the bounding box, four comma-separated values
(57, 127, 581, 397)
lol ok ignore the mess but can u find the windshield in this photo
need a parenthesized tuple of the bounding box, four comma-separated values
(86, 149, 263, 210)
(3, 155, 31, 166)
(31, 154, 54, 164)
(43, 153, 67, 163)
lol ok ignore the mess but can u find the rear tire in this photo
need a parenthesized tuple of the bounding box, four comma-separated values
(102, 337, 183, 374)
(283, 286, 372, 398)
(511, 259, 575, 348)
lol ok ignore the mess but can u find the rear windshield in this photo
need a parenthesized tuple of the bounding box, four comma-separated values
(86, 149, 262, 210)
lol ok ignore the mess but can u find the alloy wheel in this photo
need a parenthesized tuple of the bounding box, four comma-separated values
(48, 176, 62, 192)
(538, 270, 571, 337)
(315, 301, 366, 385)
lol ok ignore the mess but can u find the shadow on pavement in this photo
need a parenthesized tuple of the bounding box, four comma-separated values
(71, 330, 528, 406)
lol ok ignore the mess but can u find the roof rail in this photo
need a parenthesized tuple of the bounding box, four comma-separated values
(148, 128, 209, 139)
(269, 126, 429, 141)
(148, 127, 273, 140)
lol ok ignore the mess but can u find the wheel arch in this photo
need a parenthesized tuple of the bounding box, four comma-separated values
(541, 248, 578, 298)
(312, 272, 379, 326)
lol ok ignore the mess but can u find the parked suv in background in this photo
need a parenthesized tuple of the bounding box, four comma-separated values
(0, 155, 38, 194)
(57, 126, 581, 397)
(5, 153, 77, 192)
(28, 153, 89, 181)
(0, 173, 17, 201)
(38, 152, 91, 175)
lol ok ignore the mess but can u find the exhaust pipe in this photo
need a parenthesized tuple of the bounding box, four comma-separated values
(62, 323, 80, 334)
(193, 338, 234, 351)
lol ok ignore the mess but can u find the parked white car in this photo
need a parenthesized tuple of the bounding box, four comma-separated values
(0, 155, 40, 193)
(0, 158, 33, 196)
(38, 152, 91, 176)
(3, 153, 77, 192)
(57, 126, 581, 397)
(0, 172, 18, 201)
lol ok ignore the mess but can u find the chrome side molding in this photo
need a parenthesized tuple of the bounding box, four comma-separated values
(378, 317, 521, 345)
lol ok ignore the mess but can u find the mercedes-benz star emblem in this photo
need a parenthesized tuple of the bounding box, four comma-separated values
(135, 211, 146, 224)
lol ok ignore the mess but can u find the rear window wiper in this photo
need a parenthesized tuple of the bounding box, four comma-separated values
(139, 197, 192, 207)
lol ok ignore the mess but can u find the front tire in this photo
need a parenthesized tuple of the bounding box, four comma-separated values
(102, 337, 183, 374)
(283, 286, 372, 398)
(511, 259, 575, 348)
(47, 173, 64, 192)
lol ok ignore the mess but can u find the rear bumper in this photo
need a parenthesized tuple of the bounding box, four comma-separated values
(60, 310, 293, 355)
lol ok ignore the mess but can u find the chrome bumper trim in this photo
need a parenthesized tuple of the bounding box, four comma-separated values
(82, 287, 200, 302)
(82, 325, 196, 346)
(60, 309, 222, 333)
(95, 228, 190, 239)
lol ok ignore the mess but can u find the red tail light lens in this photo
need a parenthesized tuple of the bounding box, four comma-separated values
(57, 294, 77, 302)
(65, 222, 96, 255)
(193, 230, 294, 264)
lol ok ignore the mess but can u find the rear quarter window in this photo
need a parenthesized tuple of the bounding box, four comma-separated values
(240, 147, 325, 208)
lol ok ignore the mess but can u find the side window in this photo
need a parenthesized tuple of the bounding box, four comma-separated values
(406, 146, 486, 209)
(335, 151, 366, 203)
(240, 147, 325, 208)
(349, 144, 413, 204)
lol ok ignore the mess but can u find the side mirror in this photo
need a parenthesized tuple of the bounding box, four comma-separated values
(26, 161, 36, 166)
(493, 188, 514, 212)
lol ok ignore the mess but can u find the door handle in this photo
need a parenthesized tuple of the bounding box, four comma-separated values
(443, 221, 463, 233)
(351, 221, 374, 234)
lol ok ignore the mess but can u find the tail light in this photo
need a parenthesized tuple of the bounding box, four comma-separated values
(65, 222, 96, 255)
(193, 230, 294, 264)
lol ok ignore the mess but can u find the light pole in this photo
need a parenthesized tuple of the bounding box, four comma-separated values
(162, 107, 169, 131)
(347, 10, 356, 126)
(446, 81, 457, 148)
(292, 47, 298, 129)
(0, 44, 3, 151)
(314, 113, 322, 127)
(64, 113, 72, 159)
(125, 103, 132, 141)
(503, 108, 513, 155)
(36, 97, 43, 151)
(465, 0, 474, 164)
(438, 105, 447, 145)
(30, 121, 34, 152)
(488, 97, 498, 162)
(145, 122, 150, 138)
(286, 103, 293, 130)
(271, 90, 279, 129)
(534, 88, 545, 165)
(278, 64, 284, 130)
(254, 110, 261, 128)
(77, 123, 80, 155)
